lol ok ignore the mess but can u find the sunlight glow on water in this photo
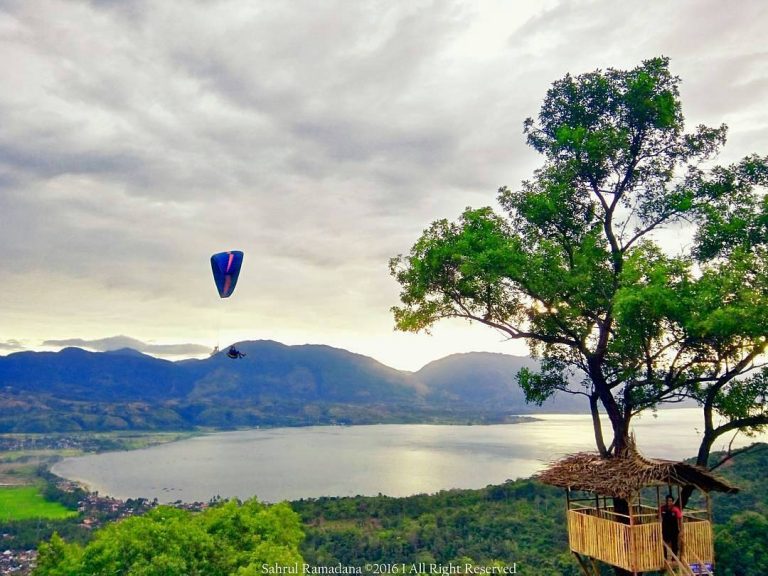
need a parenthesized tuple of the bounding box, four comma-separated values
(52, 409, 767, 503)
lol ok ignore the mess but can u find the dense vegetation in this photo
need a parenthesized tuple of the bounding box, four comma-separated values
(27, 444, 768, 576)
(294, 480, 578, 574)
(33, 499, 304, 576)
(295, 445, 768, 575)
(708, 445, 768, 575)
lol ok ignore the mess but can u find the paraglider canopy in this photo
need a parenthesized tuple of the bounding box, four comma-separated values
(210, 250, 244, 298)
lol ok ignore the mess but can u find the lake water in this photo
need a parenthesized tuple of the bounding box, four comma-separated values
(52, 408, 767, 503)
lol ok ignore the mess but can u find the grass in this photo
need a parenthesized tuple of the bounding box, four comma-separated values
(0, 486, 78, 521)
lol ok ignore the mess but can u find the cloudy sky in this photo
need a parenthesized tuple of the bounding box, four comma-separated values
(1, 0, 766, 370)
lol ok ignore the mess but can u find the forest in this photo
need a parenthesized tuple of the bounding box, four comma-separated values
(294, 444, 768, 576)
(12, 443, 768, 576)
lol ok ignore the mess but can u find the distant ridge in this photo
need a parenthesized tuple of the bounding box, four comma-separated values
(42, 335, 210, 356)
(416, 351, 580, 412)
(0, 340, 585, 432)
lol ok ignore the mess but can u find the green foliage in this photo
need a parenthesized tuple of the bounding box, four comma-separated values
(390, 56, 768, 460)
(715, 512, 768, 576)
(35, 533, 84, 576)
(708, 444, 768, 523)
(390, 208, 524, 335)
(33, 498, 304, 576)
(294, 446, 768, 575)
(294, 480, 578, 574)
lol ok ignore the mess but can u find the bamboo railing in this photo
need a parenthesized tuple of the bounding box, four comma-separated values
(681, 519, 714, 568)
(566, 508, 714, 574)
(567, 509, 664, 572)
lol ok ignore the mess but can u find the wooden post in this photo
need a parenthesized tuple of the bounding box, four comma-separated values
(572, 552, 594, 576)
(628, 491, 637, 575)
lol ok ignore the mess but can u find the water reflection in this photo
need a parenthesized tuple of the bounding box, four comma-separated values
(52, 409, 767, 503)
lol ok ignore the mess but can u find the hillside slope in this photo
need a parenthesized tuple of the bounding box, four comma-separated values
(295, 443, 768, 576)
(417, 352, 582, 412)
(0, 341, 586, 431)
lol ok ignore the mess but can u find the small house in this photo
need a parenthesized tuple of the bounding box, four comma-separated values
(538, 446, 738, 575)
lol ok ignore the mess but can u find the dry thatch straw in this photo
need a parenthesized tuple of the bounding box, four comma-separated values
(538, 444, 738, 499)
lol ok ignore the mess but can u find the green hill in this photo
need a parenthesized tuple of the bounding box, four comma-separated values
(0, 341, 584, 432)
(416, 352, 581, 412)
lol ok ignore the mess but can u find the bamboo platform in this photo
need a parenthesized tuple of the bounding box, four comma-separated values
(567, 508, 714, 574)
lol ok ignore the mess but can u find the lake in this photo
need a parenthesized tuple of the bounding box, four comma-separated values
(52, 408, 767, 503)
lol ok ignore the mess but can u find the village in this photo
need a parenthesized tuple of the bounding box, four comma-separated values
(1, 479, 209, 576)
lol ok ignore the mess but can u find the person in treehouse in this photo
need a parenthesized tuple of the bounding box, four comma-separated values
(660, 494, 683, 557)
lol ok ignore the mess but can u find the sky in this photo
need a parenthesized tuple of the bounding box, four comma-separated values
(1, 0, 767, 371)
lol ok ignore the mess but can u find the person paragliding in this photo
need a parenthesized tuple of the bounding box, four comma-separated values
(210, 250, 245, 359)
(227, 345, 246, 359)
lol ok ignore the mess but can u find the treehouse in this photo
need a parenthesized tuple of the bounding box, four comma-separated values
(538, 447, 738, 576)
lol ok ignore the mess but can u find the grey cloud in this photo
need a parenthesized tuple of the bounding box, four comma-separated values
(0, 339, 25, 351)
(167, 1, 463, 108)
(159, 1, 467, 176)
(0, 183, 181, 286)
(0, 140, 150, 182)
(43, 335, 210, 356)
(682, 53, 768, 126)
(1, 0, 767, 366)
(502, 0, 768, 157)
(2, 0, 499, 240)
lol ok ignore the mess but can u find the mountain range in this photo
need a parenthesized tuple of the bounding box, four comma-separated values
(0, 340, 584, 432)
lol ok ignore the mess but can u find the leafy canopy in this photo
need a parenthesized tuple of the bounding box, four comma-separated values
(34, 498, 304, 576)
(391, 57, 768, 458)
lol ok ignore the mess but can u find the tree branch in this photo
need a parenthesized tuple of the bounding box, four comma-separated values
(709, 442, 768, 472)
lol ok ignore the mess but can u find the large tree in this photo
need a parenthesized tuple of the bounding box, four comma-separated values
(391, 57, 768, 470)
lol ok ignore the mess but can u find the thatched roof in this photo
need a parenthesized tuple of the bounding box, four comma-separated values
(538, 447, 739, 499)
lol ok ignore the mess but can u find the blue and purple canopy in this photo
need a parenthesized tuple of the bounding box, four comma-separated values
(210, 250, 244, 298)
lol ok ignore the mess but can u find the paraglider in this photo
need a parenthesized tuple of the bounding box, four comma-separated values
(210, 250, 244, 298)
(210, 250, 245, 359)
(227, 345, 246, 359)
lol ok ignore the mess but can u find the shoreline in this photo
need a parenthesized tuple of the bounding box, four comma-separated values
(3, 416, 546, 486)
(45, 408, 768, 505)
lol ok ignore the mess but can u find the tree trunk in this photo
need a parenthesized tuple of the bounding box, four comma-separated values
(679, 430, 715, 508)
(586, 357, 634, 575)
(586, 355, 626, 455)
(589, 393, 609, 457)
